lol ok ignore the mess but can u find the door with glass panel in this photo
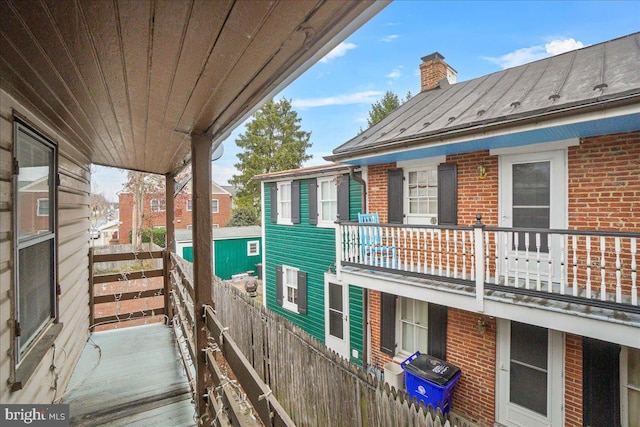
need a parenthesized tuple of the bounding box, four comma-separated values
(325, 277, 349, 359)
(499, 151, 566, 282)
(497, 320, 563, 427)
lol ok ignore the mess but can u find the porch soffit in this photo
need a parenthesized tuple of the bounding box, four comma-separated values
(0, 0, 385, 175)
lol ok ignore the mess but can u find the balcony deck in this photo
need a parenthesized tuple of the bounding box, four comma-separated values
(62, 323, 195, 426)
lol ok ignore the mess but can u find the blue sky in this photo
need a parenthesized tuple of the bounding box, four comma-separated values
(93, 0, 640, 201)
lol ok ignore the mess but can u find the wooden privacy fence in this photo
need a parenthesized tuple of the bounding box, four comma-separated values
(212, 280, 466, 427)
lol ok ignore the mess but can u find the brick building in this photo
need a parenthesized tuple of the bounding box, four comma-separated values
(118, 181, 232, 244)
(324, 34, 640, 427)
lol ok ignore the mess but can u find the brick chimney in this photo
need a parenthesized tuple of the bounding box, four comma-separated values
(419, 52, 457, 91)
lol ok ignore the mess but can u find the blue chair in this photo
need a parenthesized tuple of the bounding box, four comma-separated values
(357, 213, 397, 268)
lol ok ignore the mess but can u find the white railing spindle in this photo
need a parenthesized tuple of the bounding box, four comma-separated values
(615, 237, 621, 303)
(631, 237, 637, 306)
(524, 233, 530, 289)
(572, 235, 578, 297)
(586, 236, 592, 300)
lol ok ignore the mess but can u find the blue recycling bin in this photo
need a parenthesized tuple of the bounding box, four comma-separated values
(401, 352, 461, 414)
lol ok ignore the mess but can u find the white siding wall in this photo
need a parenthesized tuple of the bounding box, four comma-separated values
(0, 90, 91, 404)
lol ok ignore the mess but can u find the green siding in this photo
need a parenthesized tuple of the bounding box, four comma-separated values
(214, 238, 262, 280)
(181, 237, 262, 280)
(349, 285, 364, 366)
(264, 175, 363, 344)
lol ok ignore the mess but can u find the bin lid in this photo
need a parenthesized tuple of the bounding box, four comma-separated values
(403, 353, 461, 386)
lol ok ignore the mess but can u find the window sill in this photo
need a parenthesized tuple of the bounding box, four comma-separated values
(316, 221, 337, 229)
(11, 322, 63, 392)
(282, 303, 299, 314)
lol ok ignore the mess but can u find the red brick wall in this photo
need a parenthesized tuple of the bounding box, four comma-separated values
(447, 309, 496, 426)
(447, 151, 499, 227)
(367, 163, 397, 223)
(119, 191, 232, 243)
(568, 131, 640, 231)
(368, 290, 393, 370)
(565, 334, 583, 427)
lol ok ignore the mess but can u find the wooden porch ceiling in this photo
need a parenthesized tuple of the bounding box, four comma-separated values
(0, 0, 385, 175)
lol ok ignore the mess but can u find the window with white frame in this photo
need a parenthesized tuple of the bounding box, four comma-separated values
(151, 199, 165, 212)
(186, 225, 192, 230)
(247, 240, 259, 256)
(282, 265, 298, 312)
(212, 224, 219, 228)
(398, 298, 429, 356)
(404, 166, 438, 225)
(622, 346, 640, 427)
(36, 198, 49, 216)
(14, 122, 57, 363)
(318, 176, 338, 226)
(186, 199, 192, 211)
(212, 199, 219, 213)
(277, 181, 292, 224)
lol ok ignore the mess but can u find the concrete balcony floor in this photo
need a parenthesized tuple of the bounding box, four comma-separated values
(62, 323, 195, 426)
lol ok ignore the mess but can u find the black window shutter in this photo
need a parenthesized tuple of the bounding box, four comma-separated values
(297, 271, 307, 314)
(427, 303, 448, 360)
(437, 163, 457, 225)
(583, 338, 621, 426)
(337, 174, 350, 221)
(270, 185, 278, 223)
(380, 292, 397, 356)
(308, 179, 317, 225)
(291, 181, 300, 224)
(387, 169, 403, 224)
(275, 265, 283, 306)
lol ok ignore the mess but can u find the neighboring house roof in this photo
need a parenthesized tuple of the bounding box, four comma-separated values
(328, 32, 640, 163)
(254, 163, 353, 182)
(175, 226, 262, 242)
(221, 185, 237, 197)
(98, 220, 121, 231)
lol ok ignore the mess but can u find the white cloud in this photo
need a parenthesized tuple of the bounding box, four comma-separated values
(545, 38, 584, 55)
(386, 67, 402, 79)
(211, 164, 236, 186)
(381, 34, 399, 42)
(291, 91, 384, 108)
(320, 42, 357, 63)
(483, 38, 586, 69)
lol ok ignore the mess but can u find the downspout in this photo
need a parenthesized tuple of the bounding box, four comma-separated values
(349, 166, 368, 365)
(349, 166, 367, 212)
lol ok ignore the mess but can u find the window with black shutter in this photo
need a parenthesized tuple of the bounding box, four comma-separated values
(437, 163, 457, 225)
(270, 185, 278, 223)
(387, 169, 403, 224)
(380, 292, 397, 355)
(337, 174, 350, 221)
(427, 303, 448, 360)
(291, 180, 300, 224)
(308, 178, 317, 225)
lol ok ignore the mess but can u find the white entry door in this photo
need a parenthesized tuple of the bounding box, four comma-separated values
(499, 150, 567, 280)
(497, 319, 564, 427)
(325, 274, 349, 359)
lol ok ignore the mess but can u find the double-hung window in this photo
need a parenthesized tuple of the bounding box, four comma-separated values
(398, 298, 429, 356)
(14, 122, 57, 363)
(317, 177, 338, 226)
(151, 199, 165, 212)
(282, 265, 299, 312)
(186, 199, 192, 211)
(277, 181, 292, 224)
(405, 166, 438, 225)
(212, 199, 219, 213)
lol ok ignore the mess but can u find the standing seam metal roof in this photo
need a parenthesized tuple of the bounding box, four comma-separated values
(331, 32, 640, 158)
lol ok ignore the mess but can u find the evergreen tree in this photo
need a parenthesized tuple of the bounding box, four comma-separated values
(231, 98, 312, 210)
(365, 90, 412, 128)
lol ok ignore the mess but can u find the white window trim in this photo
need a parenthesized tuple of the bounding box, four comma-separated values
(621, 346, 640, 427)
(212, 198, 219, 213)
(186, 199, 192, 211)
(151, 199, 165, 212)
(36, 198, 49, 216)
(281, 264, 299, 313)
(393, 297, 429, 362)
(186, 225, 192, 230)
(247, 240, 260, 256)
(317, 176, 338, 228)
(212, 224, 219, 228)
(277, 181, 293, 225)
(403, 165, 439, 225)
